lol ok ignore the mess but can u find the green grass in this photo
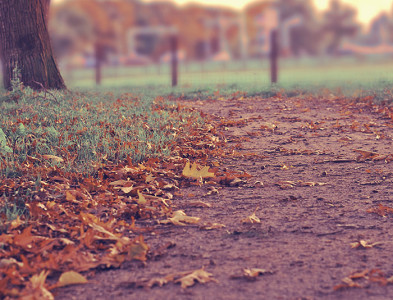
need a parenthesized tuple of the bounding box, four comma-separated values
(62, 56, 393, 99)
(0, 85, 204, 178)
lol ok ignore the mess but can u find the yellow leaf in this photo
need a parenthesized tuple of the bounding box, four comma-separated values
(42, 155, 64, 163)
(200, 222, 226, 230)
(20, 270, 54, 300)
(120, 186, 134, 194)
(243, 268, 270, 277)
(128, 235, 149, 261)
(145, 173, 155, 183)
(241, 207, 261, 224)
(137, 190, 147, 205)
(56, 271, 88, 288)
(188, 201, 212, 208)
(65, 191, 76, 201)
(182, 161, 214, 179)
(350, 240, 383, 249)
(174, 268, 217, 288)
(160, 210, 200, 226)
(10, 216, 23, 230)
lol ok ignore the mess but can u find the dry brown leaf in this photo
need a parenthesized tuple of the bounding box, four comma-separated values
(243, 268, 271, 277)
(109, 180, 132, 186)
(174, 268, 217, 288)
(206, 187, 219, 195)
(367, 203, 393, 217)
(229, 178, 246, 187)
(188, 201, 212, 208)
(200, 222, 226, 230)
(20, 270, 54, 300)
(350, 240, 383, 249)
(241, 207, 261, 224)
(145, 277, 170, 288)
(0, 258, 23, 268)
(230, 268, 272, 281)
(275, 180, 296, 189)
(260, 122, 277, 131)
(333, 277, 362, 291)
(298, 181, 327, 187)
(353, 149, 380, 161)
(65, 191, 79, 203)
(145, 174, 155, 183)
(128, 236, 149, 261)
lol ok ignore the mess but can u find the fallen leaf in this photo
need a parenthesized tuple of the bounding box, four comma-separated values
(241, 207, 261, 224)
(275, 180, 296, 189)
(9, 216, 23, 230)
(334, 277, 362, 291)
(350, 240, 384, 249)
(229, 178, 246, 187)
(298, 181, 326, 187)
(0, 258, 23, 268)
(137, 190, 147, 205)
(160, 210, 200, 226)
(206, 187, 219, 195)
(188, 201, 212, 208)
(230, 268, 273, 281)
(174, 268, 217, 288)
(367, 203, 393, 217)
(120, 186, 134, 194)
(128, 235, 149, 261)
(20, 270, 54, 300)
(260, 122, 277, 131)
(182, 161, 215, 179)
(353, 149, 380, 161)
(199, 222, 226, 230)
(42, 155, 64, 163)
(65, 191, 77, 202)
(281, 164, 290, 170)
(109, 179, 132, 186)
(56, 271, 88, 288)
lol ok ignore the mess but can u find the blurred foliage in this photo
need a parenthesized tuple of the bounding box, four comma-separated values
(49, 0, 393, 69)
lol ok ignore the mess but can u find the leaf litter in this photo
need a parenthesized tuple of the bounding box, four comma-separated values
(3, 90, 393, 299)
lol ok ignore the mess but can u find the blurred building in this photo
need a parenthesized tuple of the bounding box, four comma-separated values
(49, 0, 287, 67)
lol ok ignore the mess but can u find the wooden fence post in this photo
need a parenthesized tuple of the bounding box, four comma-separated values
(170, 35, 178, 87)
(270, 29, 278, 84)
(95, 43, 103, 85)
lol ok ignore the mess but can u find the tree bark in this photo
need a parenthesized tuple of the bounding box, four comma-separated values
(0, 0, 66, 90)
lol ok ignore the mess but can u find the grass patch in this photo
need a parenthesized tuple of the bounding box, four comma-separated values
(62, 56, 393, 102)
(0, 86, 203, 177)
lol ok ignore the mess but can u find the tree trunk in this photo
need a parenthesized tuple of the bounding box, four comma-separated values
(0, 0, 66, 90)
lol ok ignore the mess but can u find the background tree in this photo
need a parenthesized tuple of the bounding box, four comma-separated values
(276, 0, 323, 55)
(322, 0, 360, 54)
(0, 0, 66, 90)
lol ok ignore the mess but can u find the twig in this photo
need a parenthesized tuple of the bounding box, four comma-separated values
(32, 80, 60, 104)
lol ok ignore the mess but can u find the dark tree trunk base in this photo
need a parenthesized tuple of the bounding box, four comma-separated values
(0, 0, 66, 91)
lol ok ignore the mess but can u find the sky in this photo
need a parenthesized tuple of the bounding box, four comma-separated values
(141, 0, 393, 24)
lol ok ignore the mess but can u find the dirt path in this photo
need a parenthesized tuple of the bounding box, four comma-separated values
(56, 95, 393, 300)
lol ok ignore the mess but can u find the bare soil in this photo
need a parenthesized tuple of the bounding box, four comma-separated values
(56, 94, 393, 300)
